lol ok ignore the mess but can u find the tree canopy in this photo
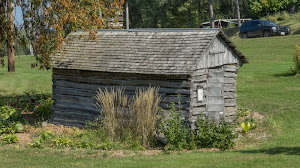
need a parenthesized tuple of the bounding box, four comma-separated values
(128, 0, 300, 28)
(1, 0, 125, 69)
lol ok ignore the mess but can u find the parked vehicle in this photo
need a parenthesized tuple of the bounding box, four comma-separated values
(239, 20, 290, 39)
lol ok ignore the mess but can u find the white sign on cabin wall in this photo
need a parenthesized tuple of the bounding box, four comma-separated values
(197, 88, 204, 101)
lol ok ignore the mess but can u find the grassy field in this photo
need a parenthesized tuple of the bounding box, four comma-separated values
(0, 34, 300, 167)
(0, 56, 52, 102)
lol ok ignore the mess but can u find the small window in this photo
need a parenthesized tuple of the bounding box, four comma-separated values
(197, 88, 204, 101)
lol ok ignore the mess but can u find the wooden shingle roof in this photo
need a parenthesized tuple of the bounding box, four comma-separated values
(52, 29, 247, 75)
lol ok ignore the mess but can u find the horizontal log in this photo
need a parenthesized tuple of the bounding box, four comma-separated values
(207, 83, 223, 88)
(53, 110, 96, 122)
(54, 80, 191, 95)
(51, 118, 86, 127)
(225, 98, 236, 107)
(53, 87, 95, 97)
(223, 65, 237, 72)
(161, 109, 189, 120)
(224, 84, 235, 92)
(224, 77, 236, 84)
(190, 107, 206, 115)
(224, 72, 237, 78)
(159, 103, 189, 110)
(224, 115, 236, 122)
(53, 74, 191, 89)
(192, 75, 207, 81)
(224, 91, 236, 99)
(161, 96, 190, 104)
(53, 100, 99, 114)
(53, 93, 189, 104)
(191, 82, 207, 89)
(53, 68, 190, 80)
(53, 94, 96, 103)
(191, 102, 206, 108)
(208, 77, 224, 83)
(225, 107, 237, 116)
(191, 69, 207, 77)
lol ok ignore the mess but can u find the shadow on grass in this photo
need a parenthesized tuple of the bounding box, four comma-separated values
(238, 147, 300, 156)
(273, 72, 295, 77)
(292, 29, 300, 35)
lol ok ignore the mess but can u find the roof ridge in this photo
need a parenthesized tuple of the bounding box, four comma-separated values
(72, 28, 221, 34)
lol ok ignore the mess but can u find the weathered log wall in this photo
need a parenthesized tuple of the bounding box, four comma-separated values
(189, 64, 238, 128)
(223, 64, 238, 122)
(51, 68, 191, 126)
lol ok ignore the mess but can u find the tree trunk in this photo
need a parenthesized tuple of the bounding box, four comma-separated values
(7, 0, 15, 72)
(209, 0, 214, 28)
(236, 0, 241, 27)
(291, 2, 296, 14)
(126, 0, 129, 30)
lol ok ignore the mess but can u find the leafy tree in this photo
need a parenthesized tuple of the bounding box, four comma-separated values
(0, 0, 125, 70)
(249, 0, 291, 16)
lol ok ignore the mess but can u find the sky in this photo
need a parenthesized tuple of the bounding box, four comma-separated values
(14, 6, 24, 27)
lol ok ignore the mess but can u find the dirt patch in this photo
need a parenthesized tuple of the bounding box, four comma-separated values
(32, 124, 76, 135)
(235, 110, 272, 149)
(16, 132, 33, 145)
(13, 124, 79, 147)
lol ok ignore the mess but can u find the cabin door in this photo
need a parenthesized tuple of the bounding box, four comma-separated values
(207, 67, 224, 122)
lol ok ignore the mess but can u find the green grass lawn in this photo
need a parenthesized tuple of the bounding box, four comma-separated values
(0, 56, 52, 102)
(0, 34, 300, 167)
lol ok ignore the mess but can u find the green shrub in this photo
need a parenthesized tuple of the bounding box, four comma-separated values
(194, 115, 237, 150)
(53, 136, 72, 148)
(0, 106, 21, 122)
(290, 44, 300, 76)
(237, 108, 249, 118)
(0, 106, 23, 137)
(295, 12, 300, 22)
(266, 14, 278, 22)
(278, 11, 291, 21)
(29, 137, 44, 148)
(29, 131, 54, 148)
(95, 142, 112, 150)
(240, 117, 257, 134)
(244, 117, 257, 130)
(159, 102, 192, 151)
(73, 140, 95, 149)
(34, 98, 53, 120)
(1, 134, 19, 144)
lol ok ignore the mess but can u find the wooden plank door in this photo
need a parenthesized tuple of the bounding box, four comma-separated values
(207, 67, 224, 122)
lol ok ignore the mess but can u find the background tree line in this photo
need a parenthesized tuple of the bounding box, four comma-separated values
(128, 0, 300, 28)
(1, 0, 300, 72)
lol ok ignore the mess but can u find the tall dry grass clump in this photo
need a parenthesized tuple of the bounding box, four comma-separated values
(95, 88, 129, 140)
(95, 87, 161, 145)
(130, 87, 160, 146)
